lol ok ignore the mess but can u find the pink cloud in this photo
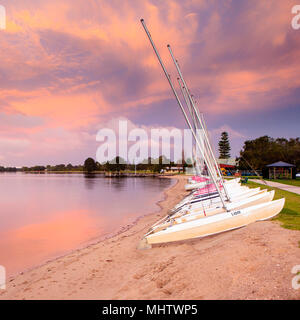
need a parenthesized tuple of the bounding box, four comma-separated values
(0, 0, 299, 165)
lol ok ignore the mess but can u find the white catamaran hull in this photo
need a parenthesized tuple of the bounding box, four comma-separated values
(149, 187, 266, 233)
(144, 198, 285, 245)
(173, 186, 257, 212)
(184, 177, 241, 191)
(185, 181, 208, 190)
(176, 187, 265, 213)
(148, 190, 275, 234)
(175, 183, 247, 208)
(181, 178, 243, 199)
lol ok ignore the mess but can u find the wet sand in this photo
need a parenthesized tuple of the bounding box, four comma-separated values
(0, 175, 300, 300)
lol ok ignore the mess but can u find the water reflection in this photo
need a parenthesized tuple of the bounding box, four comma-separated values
(0, 209, 102, 274)
(84, 173, 97, 189)
(0, 173, 173, 275)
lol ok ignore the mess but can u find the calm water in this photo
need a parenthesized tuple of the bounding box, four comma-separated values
(0, 173, 174, 276)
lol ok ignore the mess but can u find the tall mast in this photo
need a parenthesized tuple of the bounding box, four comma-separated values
(177, 78, 202, 176)
(179, 80, 219, 183)
(140, 19, 228, 209)
(177, 78, 204, 175)
(176, 76, 221, 185)
(167, 44, 231, 202)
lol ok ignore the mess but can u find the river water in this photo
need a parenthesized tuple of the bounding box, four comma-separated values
(0, 173, 174, 276)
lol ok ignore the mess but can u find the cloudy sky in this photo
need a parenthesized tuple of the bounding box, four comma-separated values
(0, 0, 299, 166)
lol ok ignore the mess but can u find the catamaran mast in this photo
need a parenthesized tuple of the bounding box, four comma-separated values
(177, 78, 202, 176)
(140, 19, 228, 209)
(167, 44, 231, 202)
(175, 67, 221, 187)
(178, 78, 216, 179)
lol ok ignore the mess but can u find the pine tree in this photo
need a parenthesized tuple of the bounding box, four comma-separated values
(218, 131, 231, 159)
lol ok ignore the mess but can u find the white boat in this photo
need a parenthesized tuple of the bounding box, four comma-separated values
(175, 187, 263, 213)
(184, 177, 240, 191)
(172, 188, 267, 217)
(148, 190, 274, 234)
(149, 188, 267, 230)
(143, 198, 285, 245)
(185, 181, 208, 190)
(173, 184, 251, 212)
(188, 176, 210, 183)
(176, 178, 243, 205)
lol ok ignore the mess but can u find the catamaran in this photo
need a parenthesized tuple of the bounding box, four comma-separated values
(143, 198, 285, 245)
(138, 19, 285, 248)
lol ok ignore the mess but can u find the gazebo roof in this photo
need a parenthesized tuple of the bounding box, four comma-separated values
(266, 161, 296, 168)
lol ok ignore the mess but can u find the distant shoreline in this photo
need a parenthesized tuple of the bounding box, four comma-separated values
(1, 171, 181, 177)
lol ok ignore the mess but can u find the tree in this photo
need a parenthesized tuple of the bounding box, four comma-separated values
(218, 131, 231, 159)
(152, 155, 169, 173)
(31, 166, 45, 172)
(238, 136, 300, 171)
(110, 156, 126, 172)
(96, 161, 103, 171)
(66, 163, 73, 171)
(103, 161, 112, 172)
(83, 158, 97, 173)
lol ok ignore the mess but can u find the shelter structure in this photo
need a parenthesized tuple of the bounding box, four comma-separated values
(265, 161, 296, 179)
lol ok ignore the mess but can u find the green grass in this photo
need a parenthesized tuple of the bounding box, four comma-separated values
(247, 181, 300, 231)
(242, 175, 262, 179)
(265, 179, 300, 187)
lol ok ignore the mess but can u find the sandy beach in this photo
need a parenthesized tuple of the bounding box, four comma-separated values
(0, 175, 299, 300)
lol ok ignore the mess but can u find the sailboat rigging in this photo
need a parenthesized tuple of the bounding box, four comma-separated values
(138, 19, 285, 248)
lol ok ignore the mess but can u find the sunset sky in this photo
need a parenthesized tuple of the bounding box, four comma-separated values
(0, 0, 299, 166)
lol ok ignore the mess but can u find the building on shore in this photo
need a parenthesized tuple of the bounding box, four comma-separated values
(217, 158, 237, 176)
(165, 166, 184, 173)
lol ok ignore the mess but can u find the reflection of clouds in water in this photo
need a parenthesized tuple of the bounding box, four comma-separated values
(0, 209, 103, 275)
(0, 175, 172, 275)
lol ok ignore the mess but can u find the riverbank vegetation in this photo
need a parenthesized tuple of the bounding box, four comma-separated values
(238, 136, 300, 171)
(1, 156, 188, 174)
